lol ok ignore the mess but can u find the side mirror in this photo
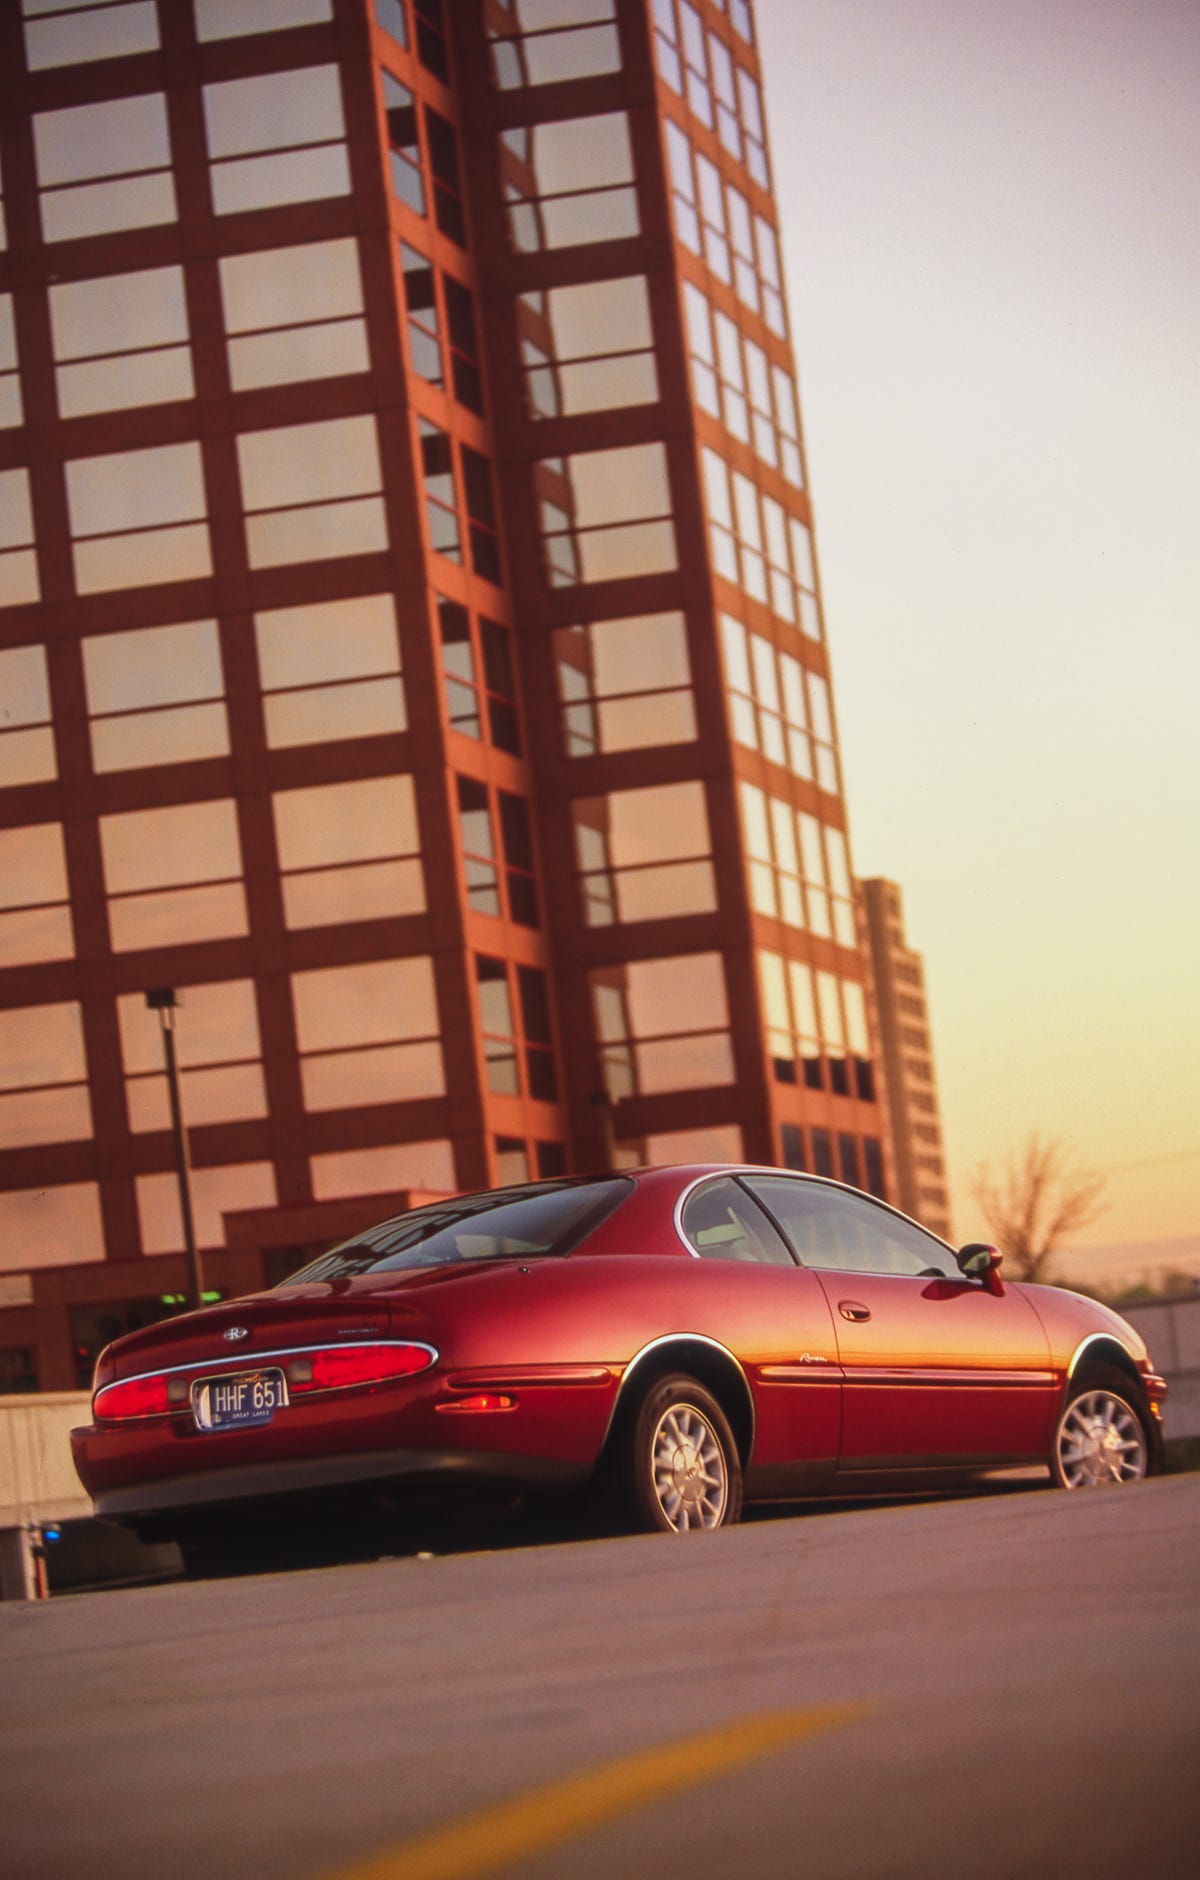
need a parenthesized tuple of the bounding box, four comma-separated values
(956, 1242, 1005, 1296)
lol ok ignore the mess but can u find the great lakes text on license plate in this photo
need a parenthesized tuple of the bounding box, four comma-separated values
(194, 1369, 288, 1431)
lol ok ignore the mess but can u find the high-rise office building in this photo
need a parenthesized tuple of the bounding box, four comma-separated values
(857, 878, 952, 1240)
(0, 0, 892, 1391)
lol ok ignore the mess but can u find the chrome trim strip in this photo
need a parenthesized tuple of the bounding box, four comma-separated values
(840, 1367, 1056, 1388)
(92, 1339, 439, 1414)
(1066, 1330, 1139, 1379)
(612, 1332, 757, 1453)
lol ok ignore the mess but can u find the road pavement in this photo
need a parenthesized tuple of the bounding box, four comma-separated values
(3, 1475, 1199, 1878)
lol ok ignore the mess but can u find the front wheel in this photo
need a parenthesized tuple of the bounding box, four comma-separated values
(1051, 1367, 1149, 1489)
(628, 1375, 743, 1532)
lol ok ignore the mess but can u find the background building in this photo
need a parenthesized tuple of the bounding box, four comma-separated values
(857, 877, 951, 1239)
(0, 0, 892, 1391)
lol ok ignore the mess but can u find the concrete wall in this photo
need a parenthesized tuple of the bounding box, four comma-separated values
(1119, 1295, 1200, 1440)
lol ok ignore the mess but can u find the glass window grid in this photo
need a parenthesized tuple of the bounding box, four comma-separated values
(457, 777, 539, 928)
(204, 67, 350, 216)
(50, 268, 193, 420)
(500, 116, 638, 255)
(238, 415, 386, 571)
(221, 240, 368, 393)
(117, 979, 266, 1133)
(65, 442, 211, 596)
(274, 776, 424, 932)
(83, 619, 229, 773)
(400, 245, 482, 412)
(0, 645, 55, 786)
(1, 466, 40, 608)
(475, 955, 557, 1102)
(1, 295, 23, 428)
(518, 279, 658, 422)
(554, 611, 695, 758)
(573, 785, 716, 929)
(758, 949, 872, 1099)
(487, 4, 621, 91)
(654, 5, 766, 186)
(0, 1000, 91, 1151)
(591, 953, 732, 1101)
(34, 93, 176, 242)
(413, 0, 449, 81)
(701, 448, 820, 640)
(22, 1, 160, 71)
(99, 800, 247, 952)
(536, 444, 676, 590)
(0, 823, 73, 966)
(719, 613, 839, 790)
(666, 121, 783, 334)
(739, 780, 855, 945)
(683, 282, 802, 486)
(438, 598, 521, 753)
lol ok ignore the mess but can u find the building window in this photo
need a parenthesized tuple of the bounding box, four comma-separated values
(1, 296, 23, 428)
(592, 952, 733, 1099)
(83, 619, 228, 772)
(740, 782, 854, 945)
(475, 957, 557, 1102)
(758, 951, 873, 1100)
(117, 980, 266, 1131)
(384, 74, 425, 215)
(682, 283, 802, 484)
(487, 0, 620, 89)
(291, 956, 445, 1111)
(311, 1138, 456, 1201)
(419, 419, 459, 559)
(720, 614, 836, 784)
(438, 599, 520, 752)
(574, 780, 716, 926)
(137, 1162, 276, 1256)
(0, 645, 54, 787)
(0, 823, 73, 966)
(237, 415, 387, 568)
(50, 267, 193, 419)
(0, 467, 40, 607)
(273, 776, 425, 930)
(65, 442, 211, 595)
(519, 275, 658, 419)
(22, 0, 160, 69)
(0, 1002, 92, 1151)
(0, 1183, 104, 1269)
(203, 65, 350, 214)
(374, 0, 407, 48)
(221, 239, 368, 390)
(536, 443, 676, 586)
(555, 610, 695, 755)
(457, 779, 539, 927)
(33, 92, 175, 241)
(195, 0, 333, 41)
(414, 0, 450, 82)
(99, 799, 247, 951)
(665, 123, 784, 333)
(256, 592, 406, 748)
(462, 446, 502, 582)
(701, 449, 820, 639)
(501, 112, 638, 252)
(426, 109, 466, 244)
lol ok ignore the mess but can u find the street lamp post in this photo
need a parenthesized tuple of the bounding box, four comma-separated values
(146, 988, 204, 1311)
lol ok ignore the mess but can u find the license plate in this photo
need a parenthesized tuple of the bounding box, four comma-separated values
(193, 1368, 288, 1432)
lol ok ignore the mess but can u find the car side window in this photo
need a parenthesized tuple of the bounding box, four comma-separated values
(680, 1177, 796, 1266)
(743, 1176, 958, 1279)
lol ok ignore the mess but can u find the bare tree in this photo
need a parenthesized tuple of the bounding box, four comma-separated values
(970, 1132, 1107, 1283)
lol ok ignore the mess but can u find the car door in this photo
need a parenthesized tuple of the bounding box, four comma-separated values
(741, 1175, 1055, 1469)
(676, 1175, 841, 1491)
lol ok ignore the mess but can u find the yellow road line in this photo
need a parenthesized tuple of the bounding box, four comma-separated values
(321, 1701, 874, 1880)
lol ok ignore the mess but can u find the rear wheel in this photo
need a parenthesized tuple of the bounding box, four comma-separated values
(1051, 1366, 1149, 1489)
(628, 1374, 743, 1532)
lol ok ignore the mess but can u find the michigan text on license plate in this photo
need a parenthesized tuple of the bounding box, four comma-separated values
(194, 1369, 288, 1432)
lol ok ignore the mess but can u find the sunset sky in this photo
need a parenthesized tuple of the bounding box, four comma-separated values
(755, 0, 1200, 1264)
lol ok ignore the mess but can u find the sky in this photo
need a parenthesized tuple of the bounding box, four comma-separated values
(754, 0, 1200, 1264)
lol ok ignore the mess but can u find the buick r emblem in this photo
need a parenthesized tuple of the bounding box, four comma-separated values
(222, 1326, 249, 1343)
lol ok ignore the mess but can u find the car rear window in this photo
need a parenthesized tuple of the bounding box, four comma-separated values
(278, 1177, 633, 1284)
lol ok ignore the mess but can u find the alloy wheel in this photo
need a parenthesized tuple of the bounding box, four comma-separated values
(650, 1401, 729, 1530)
(1056, 1388, 1148, 1488)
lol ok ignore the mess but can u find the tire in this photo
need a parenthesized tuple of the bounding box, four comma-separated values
(1050, 1364, 1150, 1489)
(627, 1374, 743, 1533)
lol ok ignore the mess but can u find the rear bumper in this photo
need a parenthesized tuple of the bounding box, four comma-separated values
(83, 1440, 588, 1521)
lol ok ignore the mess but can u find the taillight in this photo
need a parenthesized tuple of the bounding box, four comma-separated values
(285, 1342, 436, 1393)
(94, 1374, 176, 1421)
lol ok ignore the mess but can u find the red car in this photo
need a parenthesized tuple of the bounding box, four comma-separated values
(71, 1167, 1166, 1561)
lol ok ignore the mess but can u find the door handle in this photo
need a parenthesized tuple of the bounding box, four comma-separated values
(838, 1301, 871, 1322)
